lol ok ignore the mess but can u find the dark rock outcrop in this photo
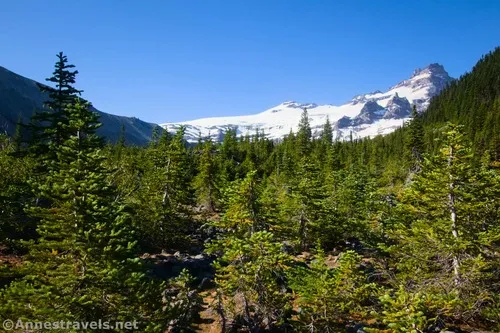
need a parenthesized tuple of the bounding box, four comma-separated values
(383, 93, 412, 119)
(352, 100, 385, 126)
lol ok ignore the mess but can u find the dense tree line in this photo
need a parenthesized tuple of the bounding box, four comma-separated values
(0, 49, 499, 332)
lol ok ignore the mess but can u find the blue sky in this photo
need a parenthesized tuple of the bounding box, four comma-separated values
(1, 1, 499, 123)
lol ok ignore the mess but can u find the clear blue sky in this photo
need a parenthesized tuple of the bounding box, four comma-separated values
(1, 1, 499, 123)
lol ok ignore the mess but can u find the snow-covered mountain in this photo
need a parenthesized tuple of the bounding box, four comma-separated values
(161, 63, 453, 142)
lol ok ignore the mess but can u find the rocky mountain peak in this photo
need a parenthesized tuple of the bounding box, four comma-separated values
(161, 62, 455, 143)
(351, 101, 385, 126)
(411, 63, 448, 78)
(383, 95, 411, 119)
(388, 64, 453, 113)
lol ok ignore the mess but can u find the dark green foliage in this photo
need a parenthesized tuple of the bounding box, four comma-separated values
(27, 52, 82, 159)
(422, 47, 500, 157)
(208, 231, 292, 332)
(1, 47, 500, 332)
(215, 170, 262, 236)
(0, 55, 202, 332)
(193, 138, 219, 212)
(405, 105, 424, 169)
(0, 135, 36, 255)
(297, 108, 312, 156)
(326, 167, 376, 245)
(280, 158, 331, 250)
(379, 123, 500, 329)
(117, 122, 126, 148)
(0, 100, 169, 331)
(321, 116, 333, 145)
(288, 249, 377, 332)
(134, 126, 196, 251)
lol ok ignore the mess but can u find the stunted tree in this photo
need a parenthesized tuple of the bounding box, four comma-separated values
(136, 126, 194, 250)
(281, 158, 330, 250)
(213, 170, 262, 237)
(193, 138, 219, 212)
(288, 249, 376, 332)
(208, 231, 292, 332)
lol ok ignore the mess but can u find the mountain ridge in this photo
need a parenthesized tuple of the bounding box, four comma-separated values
(0, 65, 157, 145)
(161, 63, 454, 142)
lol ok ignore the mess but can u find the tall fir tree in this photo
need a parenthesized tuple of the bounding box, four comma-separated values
(404, 105, 424, 171)
(297, 108, 312, 156)
(27, 52, 82, 160)
(321, 116, 333, 146)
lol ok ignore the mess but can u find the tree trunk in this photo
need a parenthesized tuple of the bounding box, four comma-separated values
(216, 290, 226, 333)
(162, 158, 171, 206)
(299, 210, 307, 251)
(448, 145, 461, 285)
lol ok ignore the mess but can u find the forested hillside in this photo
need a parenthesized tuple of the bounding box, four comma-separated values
(0, 62, 157, 145)
(358, 47, 500, 172)
(0, 50, 498, 333)
(423, 48, 500, 158)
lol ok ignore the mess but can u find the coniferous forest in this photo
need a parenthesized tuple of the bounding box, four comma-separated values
(0, 49, 499, 333)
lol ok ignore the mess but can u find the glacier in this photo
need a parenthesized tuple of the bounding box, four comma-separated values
(160, 63, 453, 142)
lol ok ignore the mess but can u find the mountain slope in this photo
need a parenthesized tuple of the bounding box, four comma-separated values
(161, 64, 453, 142)
(0, 66, 156, 145)
(421, 48, 500, 157)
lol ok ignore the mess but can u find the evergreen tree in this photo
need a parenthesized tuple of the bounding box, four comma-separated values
(0, 100, 171, 331)
(118, 122, 126, 147)
(193, 140, 219, 212)
(404, 105, 424, 170)
(328, 167, 375, 244)
(0, 135, 36, 256)
(385, 123, 500, 324)
(281, 158, 330, 250)
(219, 127, 240, 183)
(214, 170, 262, 237)
(136, 126, 194, 250)
(151, 125, 162, 144)
(321, 116, 333, 146)
(12, 114, 23, 152)
(208, 231, 292, 331)
(297, 108, 312, 156)
(193, 139, 219, 212)
(27, 52, 82, 160)
(288, 248, 376, 332)
(278, 130, 297, 177)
